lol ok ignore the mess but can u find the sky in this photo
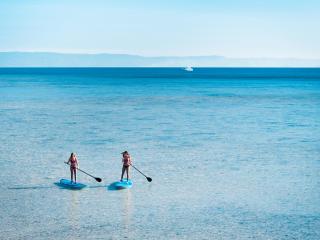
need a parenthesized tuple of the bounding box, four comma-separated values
(0, 0, 319, 58)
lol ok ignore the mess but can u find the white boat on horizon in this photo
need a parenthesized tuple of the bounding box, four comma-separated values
(184, 66, 194, 72)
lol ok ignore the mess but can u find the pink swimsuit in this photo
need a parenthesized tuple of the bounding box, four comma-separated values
(123, 157, 131, 167)
(70, 158, 77, 169)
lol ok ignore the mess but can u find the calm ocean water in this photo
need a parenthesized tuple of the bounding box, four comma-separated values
(0, 68, 320, 239)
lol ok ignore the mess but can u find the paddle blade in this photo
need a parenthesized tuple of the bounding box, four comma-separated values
(95, 177, 102, 182)
(146, 177, 152, 182)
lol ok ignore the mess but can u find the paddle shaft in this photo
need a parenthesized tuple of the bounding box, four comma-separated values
(130, 164, 151, 180)
(64, 162, 101, 181)
(76, 167, 96, 179)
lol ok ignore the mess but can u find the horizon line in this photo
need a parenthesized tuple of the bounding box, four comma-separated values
(1, 51, 320, 60)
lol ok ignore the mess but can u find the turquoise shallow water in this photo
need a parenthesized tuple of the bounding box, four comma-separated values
(0, 68, 320, 239)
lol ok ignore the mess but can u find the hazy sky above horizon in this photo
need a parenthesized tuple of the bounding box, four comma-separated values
(0, 0, 319, 58)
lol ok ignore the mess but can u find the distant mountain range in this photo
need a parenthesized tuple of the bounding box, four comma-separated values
(0, 52, 319, 67)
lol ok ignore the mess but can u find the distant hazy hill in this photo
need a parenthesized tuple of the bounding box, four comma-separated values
(0, 52, 319, 67)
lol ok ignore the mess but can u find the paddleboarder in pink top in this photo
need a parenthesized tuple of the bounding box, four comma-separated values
(120, 151, 132, 181)
(67, 152, 78, 183)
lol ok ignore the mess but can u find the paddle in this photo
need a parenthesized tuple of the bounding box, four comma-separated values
(130, 164, 152, 182)
(64, 162, 102, 182)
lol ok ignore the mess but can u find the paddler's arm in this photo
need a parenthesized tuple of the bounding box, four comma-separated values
(75, 157, 79, 168)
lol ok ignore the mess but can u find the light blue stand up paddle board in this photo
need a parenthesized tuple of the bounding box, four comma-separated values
(113, 179, 133, 190)
(58, 179, 87, 190)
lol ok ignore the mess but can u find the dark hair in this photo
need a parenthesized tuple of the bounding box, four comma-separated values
(70, 152, 74, 158)
(122, 151, 129, 156)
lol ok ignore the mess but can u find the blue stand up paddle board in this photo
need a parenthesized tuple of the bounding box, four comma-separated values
(112, 179, 133, 190)
(57, 179, 87, 190)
